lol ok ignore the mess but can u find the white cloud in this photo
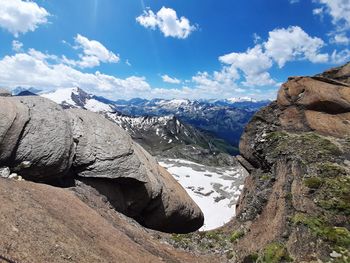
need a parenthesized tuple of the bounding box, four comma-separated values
(330, 33, 350, 45)
(289, 0, 300, 4)
(191, 67, 242, 94)
(12, 40, 23, 52)
(313, 7, 324, 16)
(313, 0, 350, 30)
(126, 59, 132, 66)
(162, 74, 181, 84)
(219, 45, 276, 87)
(0, 49, 150, 98)
(264, 26, 328, 67)
(330, 49, 350, 64)
(201, 26, 330, 90)
(253, 33, 261, 44)
(0, 47, 260, 100)
(64, 34, 120, 68)
(0, 0, 49, 37)
(136, 7, 196, 39)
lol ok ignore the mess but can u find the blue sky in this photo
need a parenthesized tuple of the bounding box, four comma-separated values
(0, 0, 349, 100)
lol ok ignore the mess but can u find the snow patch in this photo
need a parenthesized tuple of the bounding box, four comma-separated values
(85, 99, 113, 112)
(42, 88, 78, 106)
(159, 158, 248, 231)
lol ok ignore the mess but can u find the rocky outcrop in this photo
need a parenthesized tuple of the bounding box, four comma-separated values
(0, 96, 203, 233)
(232, 62, 350, 262)
(277, 75, 350, 138)
(14, 97, 75, 180)
(317, 62, 350, 84)
(0, 88, 11, 97)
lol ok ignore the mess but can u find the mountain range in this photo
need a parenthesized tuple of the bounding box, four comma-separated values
(37, 87, 269, 162)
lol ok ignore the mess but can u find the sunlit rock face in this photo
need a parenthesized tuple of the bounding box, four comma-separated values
(0, 95, 204, 233)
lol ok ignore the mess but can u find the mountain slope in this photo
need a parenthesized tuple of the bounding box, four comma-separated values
(113, 98, 268, 147)
(106, 113, 237, 166)
(39, 88, 269, 152)
(42, 87, 115, 112)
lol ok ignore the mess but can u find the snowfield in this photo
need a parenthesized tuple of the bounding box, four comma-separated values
(158, 158, 248, 231)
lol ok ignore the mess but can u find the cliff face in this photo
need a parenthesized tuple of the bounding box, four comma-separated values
(234, 63, 350, 262)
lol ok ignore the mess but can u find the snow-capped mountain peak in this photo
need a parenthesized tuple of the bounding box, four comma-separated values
(157, 99, 191, 108)
(41, 87, 80, 105)
(41, 87, 115, 113)
(226, 96, 258, 103)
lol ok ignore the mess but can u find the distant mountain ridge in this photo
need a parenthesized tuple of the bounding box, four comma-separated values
(111, 95, 270, 147)
(106, 113, 238, 165)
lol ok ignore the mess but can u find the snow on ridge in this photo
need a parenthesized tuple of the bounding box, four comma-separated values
(159, 158, 248, 231)
(226, 96, 257, 103)
(41, 88, 78, 106)
(108, 114, 175, 128)
(158, 99, 191, 108)
(84, 98, 113, 112)
(42, 87, 114, 112)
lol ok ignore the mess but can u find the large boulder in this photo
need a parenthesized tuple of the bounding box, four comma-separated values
(67, 109, 154, 182)
(11, 97, 75, 180)
(0, 96, 204, 233)
(277, 76, 350, 137)
(0, 98, 29, 163)
(67, 109, 203, 233)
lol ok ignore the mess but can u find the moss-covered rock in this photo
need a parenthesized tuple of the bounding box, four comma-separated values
(259, 242, 292, 263)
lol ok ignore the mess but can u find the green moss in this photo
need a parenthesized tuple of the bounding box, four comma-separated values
(292, 213, 350, 247)
(171, 233, 192, 248)
(226, 250, 235, 260)
(298, 133, 341, 156)
(229, 230, 244, 243)
(317, 176, 350, 215)
(304, 177, 323, 189)
(317, 162, 347, 178)
(260, 174, 271, 181)
(266, 131, 289, 141)
(260, 242, 292, 263)
(324, 227, 350, 247)
(292, 213, 324, 232)
(266, 132, 341, 164)
(204, 230, 224, 242)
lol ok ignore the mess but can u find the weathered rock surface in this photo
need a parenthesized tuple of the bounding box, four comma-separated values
(0, 88, 11, 97)
(0, 96, 204, 233)
(0, 178, 214, 263)
(13, 97, 75, 180)
(317, 62, 350, 84)
(277, 75, 350, 137)
(0, 97, 30, 163)
(231, 62, 350, 262)
(67, 109, 147, 181)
